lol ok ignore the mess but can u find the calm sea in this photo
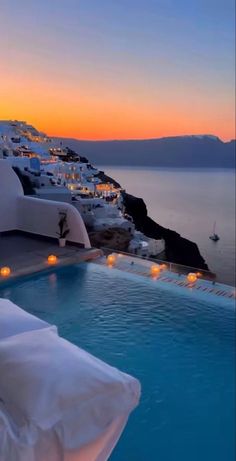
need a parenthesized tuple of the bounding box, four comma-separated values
(100, 166, 235, 286)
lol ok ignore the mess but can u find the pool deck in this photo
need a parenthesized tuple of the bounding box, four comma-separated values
(94, 254, 236, 303)
(0, 233, 102, 283)
(1, 236, 235, 304)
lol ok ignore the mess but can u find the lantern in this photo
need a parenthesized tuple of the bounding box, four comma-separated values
(107, 254, 116, 266)
(150, 264, 160, 277)
(0, 266, 11, 277)
(187, 272, 197, 284)
(196, 272, 202, 278)
(47, 255, 58, 265)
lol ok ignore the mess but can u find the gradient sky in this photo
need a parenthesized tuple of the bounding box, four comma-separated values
(0, 0, 235, 140)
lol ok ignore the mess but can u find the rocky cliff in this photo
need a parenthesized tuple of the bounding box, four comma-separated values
(94, 170, 210, 271)
(122, 192, 209, 271)
(89, 228, 131, 252)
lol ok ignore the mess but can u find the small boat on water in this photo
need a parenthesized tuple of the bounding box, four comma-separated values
(209, 222, 220, 241)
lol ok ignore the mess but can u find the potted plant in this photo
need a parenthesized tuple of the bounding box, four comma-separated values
(57, 212, 70, 247)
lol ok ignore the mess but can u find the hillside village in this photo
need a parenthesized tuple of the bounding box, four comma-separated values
(0, 120, 165, 258)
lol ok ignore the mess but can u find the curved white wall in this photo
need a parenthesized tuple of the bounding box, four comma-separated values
(0, 160, 91, 248)
(18, 197, 90, 248)
(0, 160, 23, 232)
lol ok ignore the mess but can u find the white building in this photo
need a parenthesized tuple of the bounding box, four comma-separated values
(128, 231, 165, 258)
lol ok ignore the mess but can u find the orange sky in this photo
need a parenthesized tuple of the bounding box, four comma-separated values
(0, 1, 235, 141)
(1, 72, 235, 141)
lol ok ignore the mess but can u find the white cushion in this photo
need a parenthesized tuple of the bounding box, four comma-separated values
(0, 327, 140, 460)
(0, 298, 56, 339)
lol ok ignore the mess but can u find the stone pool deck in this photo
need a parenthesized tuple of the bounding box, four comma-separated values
(0, 233, 102, 283)
(94, 254, 236, 303)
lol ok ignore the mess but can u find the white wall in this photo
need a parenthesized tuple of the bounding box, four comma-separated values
(0, 160, 23, 231)
(18, 197, 90, 248)
(0, 160, 91, 248)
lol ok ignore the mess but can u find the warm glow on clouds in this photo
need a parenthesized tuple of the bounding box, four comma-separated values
(0, 0, 235, 141)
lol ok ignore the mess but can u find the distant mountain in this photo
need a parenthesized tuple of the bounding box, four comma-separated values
(55, 135, 235, 168)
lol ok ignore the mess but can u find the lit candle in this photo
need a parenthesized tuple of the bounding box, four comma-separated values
(0, 266, 11, 277)
(150, 264, 160, 277)
(107, 254, 116, 266)
(47, 255, 58, 265)
(187, 273, 197, 284)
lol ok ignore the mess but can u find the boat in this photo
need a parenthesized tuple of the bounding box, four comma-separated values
(209, 222, 220, 241)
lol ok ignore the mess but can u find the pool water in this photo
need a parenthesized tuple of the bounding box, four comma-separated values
(0, 263, 235, 461)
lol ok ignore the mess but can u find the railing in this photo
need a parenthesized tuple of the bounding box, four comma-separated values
(100, 247, 216, 282)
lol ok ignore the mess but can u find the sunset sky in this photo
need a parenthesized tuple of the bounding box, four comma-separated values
(0, 0, 235, 140)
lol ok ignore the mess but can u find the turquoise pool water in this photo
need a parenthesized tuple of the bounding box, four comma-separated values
(0, 263, 235, 461)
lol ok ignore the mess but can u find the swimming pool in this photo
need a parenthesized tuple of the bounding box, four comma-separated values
(0, 262, 235, 461)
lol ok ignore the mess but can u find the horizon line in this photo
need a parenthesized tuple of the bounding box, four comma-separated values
(1, 120, 234, 143)
(51, 134, 235, 143)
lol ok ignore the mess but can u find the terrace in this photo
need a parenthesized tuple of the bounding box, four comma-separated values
(0, 232, 101, 282)
(0, 158, 92, 280)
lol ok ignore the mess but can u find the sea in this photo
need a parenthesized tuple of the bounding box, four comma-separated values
(99, 166, 235, 286)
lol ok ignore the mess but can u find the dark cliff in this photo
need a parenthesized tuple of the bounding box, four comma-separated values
(122, 192, 209, 271)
